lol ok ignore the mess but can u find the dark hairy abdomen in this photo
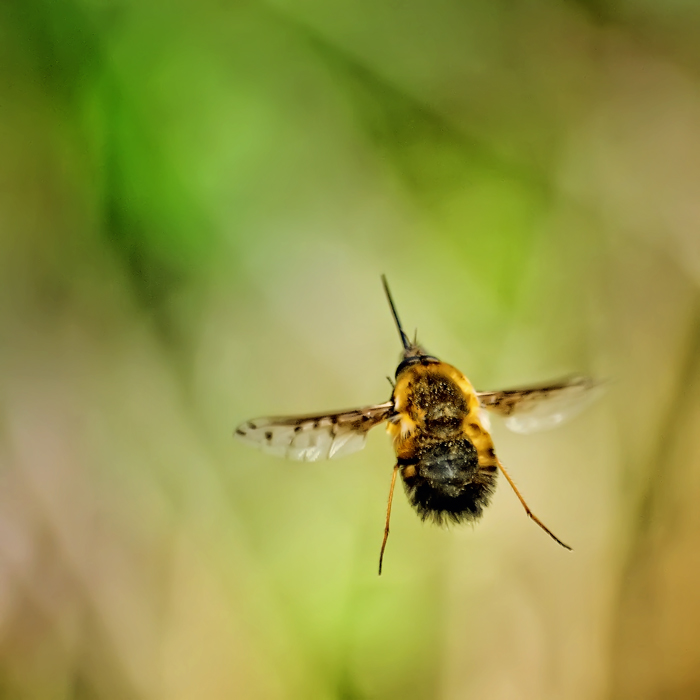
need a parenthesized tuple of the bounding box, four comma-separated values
(401, 437, 497, 524)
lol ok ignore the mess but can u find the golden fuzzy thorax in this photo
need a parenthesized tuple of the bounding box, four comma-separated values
(386, 361, 498, 472)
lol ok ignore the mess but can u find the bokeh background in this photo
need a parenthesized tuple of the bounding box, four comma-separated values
(2, 0, 700, 698)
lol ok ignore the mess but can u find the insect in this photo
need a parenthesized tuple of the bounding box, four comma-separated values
(235, 277, 597, 574)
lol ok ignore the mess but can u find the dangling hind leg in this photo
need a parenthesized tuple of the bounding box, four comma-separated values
(378, 465, 400, 575)
(496, 457, 572, 550)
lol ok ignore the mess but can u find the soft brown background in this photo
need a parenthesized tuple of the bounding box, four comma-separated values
(1, 1, 700, 698)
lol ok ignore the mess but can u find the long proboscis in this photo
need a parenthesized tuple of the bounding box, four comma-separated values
(381, 275, 411, 351)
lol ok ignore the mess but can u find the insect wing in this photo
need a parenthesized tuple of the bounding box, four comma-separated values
(234, 402, 394, 461)
(477, 375, 601, 434)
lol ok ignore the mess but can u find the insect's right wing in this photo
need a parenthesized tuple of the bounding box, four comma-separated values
(234, 402, 394, 461)
(477, 375, 601, 434)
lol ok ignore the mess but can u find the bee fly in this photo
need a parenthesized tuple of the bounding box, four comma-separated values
(235, 277, 597, 574)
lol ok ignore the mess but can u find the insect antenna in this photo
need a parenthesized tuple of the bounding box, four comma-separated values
(381, 275, 411, 351)
(378, 464, 400, 575)
(496, 457, 572, 550)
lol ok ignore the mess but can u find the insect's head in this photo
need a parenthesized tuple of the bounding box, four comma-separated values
(381, 275, 440, 377)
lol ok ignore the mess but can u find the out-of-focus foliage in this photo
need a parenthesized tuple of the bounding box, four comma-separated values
(2, 0, 700, 698)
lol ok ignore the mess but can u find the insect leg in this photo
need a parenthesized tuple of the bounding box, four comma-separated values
(378, 464, 400, 575)
(495, 458, 572, 551)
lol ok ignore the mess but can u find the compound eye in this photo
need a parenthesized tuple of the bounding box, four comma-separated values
(395, 355, 439, 377)
(395, 357, 420, 377)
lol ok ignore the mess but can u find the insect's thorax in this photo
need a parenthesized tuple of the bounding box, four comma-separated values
(387, 361, 497, 470)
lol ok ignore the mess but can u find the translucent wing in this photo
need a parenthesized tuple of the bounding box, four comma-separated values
(477, 375, 601, 434)
(234, 402, 394, 461)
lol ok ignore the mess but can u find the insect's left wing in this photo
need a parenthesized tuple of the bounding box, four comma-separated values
(234, 402, 394, 461)
(477, 375, 602, 434)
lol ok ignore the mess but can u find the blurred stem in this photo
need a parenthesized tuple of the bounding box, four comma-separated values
(609, 284, 700, 698)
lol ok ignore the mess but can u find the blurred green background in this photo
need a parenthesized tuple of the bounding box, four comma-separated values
(2, 0, 700, 698)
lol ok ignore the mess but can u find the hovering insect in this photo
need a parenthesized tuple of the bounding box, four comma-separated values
(235, 277, 597, 574)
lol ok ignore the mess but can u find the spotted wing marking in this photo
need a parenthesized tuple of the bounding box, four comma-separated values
(477, 375, 601, 434)
(234, 402, 394, 461)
